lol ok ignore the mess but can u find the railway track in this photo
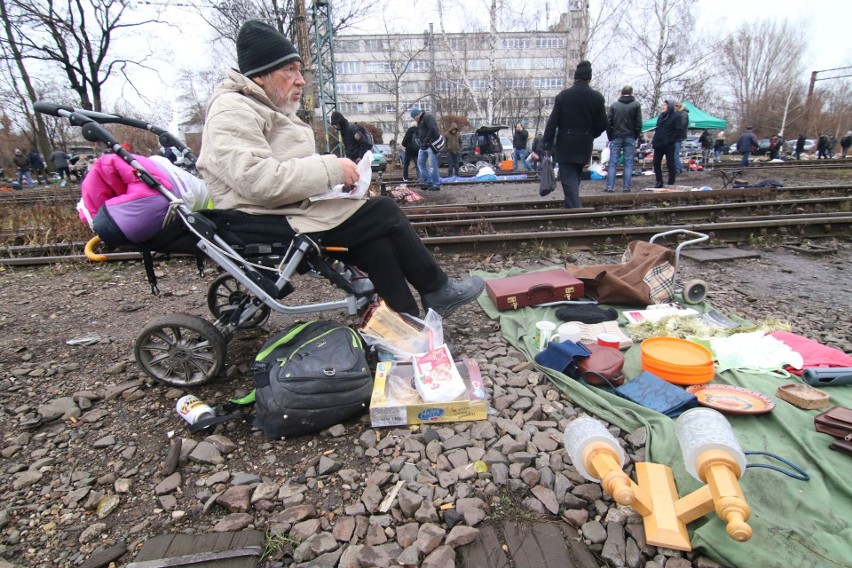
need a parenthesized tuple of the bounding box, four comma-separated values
(2, 184, 849, 265)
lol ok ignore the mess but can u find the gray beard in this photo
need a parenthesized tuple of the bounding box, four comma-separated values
(264, 83, 301, 115)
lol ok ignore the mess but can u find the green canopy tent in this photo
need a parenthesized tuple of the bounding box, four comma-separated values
(642, 101, 727, 132)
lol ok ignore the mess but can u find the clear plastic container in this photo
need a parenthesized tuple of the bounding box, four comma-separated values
(563, 416, 626, 481)
(675, 407, 746, 481)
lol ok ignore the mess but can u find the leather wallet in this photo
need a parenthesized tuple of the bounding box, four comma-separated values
(814, 406, 852, 439)
(829, 438, 852, 457)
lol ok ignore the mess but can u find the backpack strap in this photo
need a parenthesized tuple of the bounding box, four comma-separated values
(188, 392, 257, 434)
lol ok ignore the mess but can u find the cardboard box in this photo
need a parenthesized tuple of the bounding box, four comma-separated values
(370, 359, 488, 427)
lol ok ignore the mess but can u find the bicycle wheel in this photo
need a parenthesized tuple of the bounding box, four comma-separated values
(134, 313, 227, 387)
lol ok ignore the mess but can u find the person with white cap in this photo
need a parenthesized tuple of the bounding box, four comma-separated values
(197, 20, 483, 317)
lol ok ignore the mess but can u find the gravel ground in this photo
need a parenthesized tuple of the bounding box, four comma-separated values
(0, 166, 849, 568)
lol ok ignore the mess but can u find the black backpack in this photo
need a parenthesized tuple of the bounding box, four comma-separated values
(251, 320, 373, 438)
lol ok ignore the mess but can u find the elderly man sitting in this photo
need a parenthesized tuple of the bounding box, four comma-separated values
(197, 20, 483, 317)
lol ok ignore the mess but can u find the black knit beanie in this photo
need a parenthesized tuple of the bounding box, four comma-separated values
(574, 60, 592, 81)
(330, 111, 345, 127)
(237, 19, 302, 78)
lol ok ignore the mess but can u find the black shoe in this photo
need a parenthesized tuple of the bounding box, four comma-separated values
(422, 276, 486, 318)
(653, 183, 664, 188)
(623, 188, 631, 193)
(604, 188, 614, 193)
(426, 185, 441, 191)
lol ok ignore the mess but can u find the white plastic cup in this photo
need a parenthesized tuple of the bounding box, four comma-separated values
(175, 395, 215, 426)
(534, 321, 557, 351)
(556, 323, 582, 344)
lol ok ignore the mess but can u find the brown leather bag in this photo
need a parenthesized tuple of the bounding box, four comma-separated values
(814, 406, 852, 456)
(576, 344, 625, 387)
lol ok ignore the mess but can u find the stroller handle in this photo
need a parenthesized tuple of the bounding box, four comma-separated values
(34, 100, 197, 164)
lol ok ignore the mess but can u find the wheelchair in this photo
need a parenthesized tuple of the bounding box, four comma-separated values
(35, 102, 376, 388)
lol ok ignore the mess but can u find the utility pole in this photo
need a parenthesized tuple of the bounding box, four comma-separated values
(312, 0, 341, 155)
(803, 66, 852, 135)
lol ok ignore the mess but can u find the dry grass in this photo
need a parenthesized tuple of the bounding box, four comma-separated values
(0, 201, 91, 247)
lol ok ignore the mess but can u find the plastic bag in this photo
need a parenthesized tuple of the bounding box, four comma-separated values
(600, 146, 610, 166)
(359, 301, 444, 361)
(539, 155, 557, 196)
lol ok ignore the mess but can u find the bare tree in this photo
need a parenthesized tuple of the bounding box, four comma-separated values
(720, 18, 805, 131)
(6, 0, 164, 112)
(624, 0, 714, 116)
(0, 0, 50, 156)
(197, 0, 372, 52)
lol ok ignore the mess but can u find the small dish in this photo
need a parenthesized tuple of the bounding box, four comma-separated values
(685, 384, 775, 414)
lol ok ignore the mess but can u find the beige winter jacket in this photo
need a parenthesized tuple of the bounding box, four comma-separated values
(197, 69, 365, 233)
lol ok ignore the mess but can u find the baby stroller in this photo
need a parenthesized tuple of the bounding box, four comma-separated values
(35, 102, 376, 387)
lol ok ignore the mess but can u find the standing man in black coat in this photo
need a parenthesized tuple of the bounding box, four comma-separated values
(542, 61, 607, 209)
(651, 100, 679, 187)
(400, 122, 420, 182)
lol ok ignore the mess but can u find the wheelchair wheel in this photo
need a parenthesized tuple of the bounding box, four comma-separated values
(134, 314, 227, 387)
(682, 279, 708, 304)
(207, 274, 271, 329)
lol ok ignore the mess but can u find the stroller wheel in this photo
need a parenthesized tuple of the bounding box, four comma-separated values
(134, 314, 227, 387)
(682, 279, 708, 304)
(207, 274, 271, 329)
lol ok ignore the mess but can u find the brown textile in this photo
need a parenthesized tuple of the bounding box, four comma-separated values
(566, 240, 675, 306)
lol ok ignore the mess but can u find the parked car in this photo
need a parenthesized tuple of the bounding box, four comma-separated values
(500, 136, 513, 158)
(438, 124, 508, 166)
(373, 144, 393, 160)
(370, 145, 387, 172)
(784, 138, 816, 154)
(729, 138, 770, 155)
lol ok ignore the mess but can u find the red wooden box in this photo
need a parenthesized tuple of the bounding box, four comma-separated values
(486, 269, 585, 310)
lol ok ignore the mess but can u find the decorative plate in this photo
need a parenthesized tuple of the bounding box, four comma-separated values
(685, 384, 775, 414)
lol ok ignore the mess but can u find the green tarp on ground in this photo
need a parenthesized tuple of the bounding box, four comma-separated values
(642, 101, 727, 133)
(475, 269, 851, 568)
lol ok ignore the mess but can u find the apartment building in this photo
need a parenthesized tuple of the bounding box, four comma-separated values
(331, 11, 588, 143)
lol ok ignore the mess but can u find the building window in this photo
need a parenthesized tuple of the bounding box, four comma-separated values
(336, 40, 360, 53)
(364, 39, 388, 51)
(335, 61, 361, 74)
(366, 61, 391, 73)
(536, 38, 565, 49)
(533, 77, 564, 89)
(407, 60, 430, 72)
(470, 79, 489, 91)
(338, 83, 364, 94)
(501, 38, 530, 49)
(467, 59, 488, 71)
(338, 102, 366, 114)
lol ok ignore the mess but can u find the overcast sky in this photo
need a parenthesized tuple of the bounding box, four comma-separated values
(135, 0, 851, 130)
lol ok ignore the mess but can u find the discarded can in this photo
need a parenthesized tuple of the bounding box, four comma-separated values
(175, 395, 215, 425)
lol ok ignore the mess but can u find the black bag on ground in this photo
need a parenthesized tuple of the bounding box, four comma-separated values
(252, 320, 373, 438)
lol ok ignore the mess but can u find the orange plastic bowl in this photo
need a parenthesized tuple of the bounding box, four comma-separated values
(641, 337, 713, 367)
(642, 361, 715, 385)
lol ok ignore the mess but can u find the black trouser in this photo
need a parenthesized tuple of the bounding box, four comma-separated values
(403, 153, 417, 180)
(653, 144, 676, 185)
(557, 162, 583, 209)
(317, 197, 446, 315)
